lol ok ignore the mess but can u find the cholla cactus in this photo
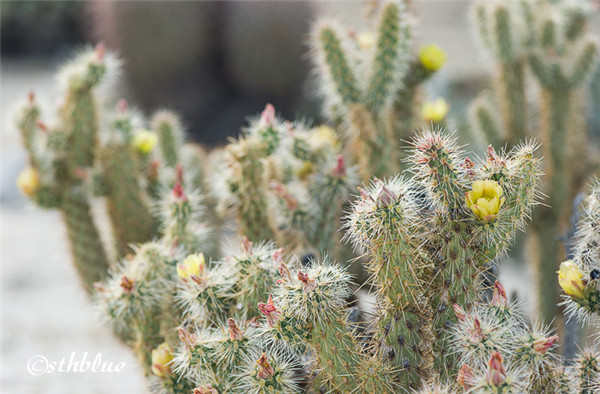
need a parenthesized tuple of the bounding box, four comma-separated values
(214, 104, 357, 258)
(468, 0, 600, 322)
(310, 0, 446, 180)
(14, 3, 600, 394)
(345, 129, 542, 388)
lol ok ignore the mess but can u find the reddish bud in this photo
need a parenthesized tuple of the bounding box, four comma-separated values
(28, 91, 35, 103)
(468, 318, 485, 343)
(453, 304, 468, 321)
(120, 275, 135, 294)
(258, 295, 282, 327)
(95, 42, 106, 60)
(256, 353, 275, 379)
(93, 282, 106, 293)
(491, 281, 508, 308)
(177, 327, 197, 349)
(116, 98, 129, 112)
(193, 385, 219, 394)
(36, 121, 48, 132)
(297, 271, 317, 293)
(332, 155, 346, 178)
(241, 236, 253, 256)
(270, 182, 298, 210)
(227, 318, 244, 341)
(533, 335, 559, 354)
(457, 364, 474, 391)
(172, 182, 186, 201)
(358, 187, 372, 202)
(375, 184, 397, 208)
(260, 104, 276, 128)
(486, 352, 507, 387)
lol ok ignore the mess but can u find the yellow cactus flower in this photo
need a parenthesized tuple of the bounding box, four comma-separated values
(132, 129, 158, 154)
(312, 125, 339, 150)
(419, 44, 446, 71)
(465, 180, 505, 223)
(557, 260, 585, 299)
(421, 98, 449, 123)
(177, 253, 205, 282)
(16, 167, 40, 197)
(151, 342, 173, 378)
(357, 31, 377, 51)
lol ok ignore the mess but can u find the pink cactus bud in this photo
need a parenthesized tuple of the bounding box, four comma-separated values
(298, 271, 317, 293)
(272, 248, 284, 265)
(457, 364, 474, 391)
(120, 275, 135, 294)
(358, 187, 372, 202)
(485, 352, 507, 387)
(258, 295, 282, 327)
(93, 282, 106, 293)
(332, 155, 346, 178)
(95, 42, 106, 60)
(375, 184, 397, 208)
(36, 121, 48, 132)
(177, 327, 197, 349)
(241, 236, 253, 256)
(533, 335, 559, 354)
(193, 385, 219, 394)
(270, 182, 298, 210)
(116, 98, 129, 112)
(453, 304, 468, 321)
(468, 318, 485, 343)
(256, 353, 275, 379)
(172, 182, 186, 201)
(28, 91, 35, 103)
(227, 318, 244, 341)
(260, 104, 276, 128)
(491, 281, 508, 308)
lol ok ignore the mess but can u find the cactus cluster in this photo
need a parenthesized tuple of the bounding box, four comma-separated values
(14, 1, 600, 393)
(468, 0, 600, 322)
(310, 1, 447, 181)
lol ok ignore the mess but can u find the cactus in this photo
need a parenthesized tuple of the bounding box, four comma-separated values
(14, 3, 600, 393)
(468, 0, 599, 324)
(310, 1, 446, 179)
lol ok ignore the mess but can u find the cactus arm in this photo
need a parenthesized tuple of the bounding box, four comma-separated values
(365, 1, 409, 114)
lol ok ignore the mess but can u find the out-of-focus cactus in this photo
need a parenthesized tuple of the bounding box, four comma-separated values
(15, 45, 112, 293)
(310, 1, 446, 180)
(214, 104, 357, 258)
(469, 0, 600, 324)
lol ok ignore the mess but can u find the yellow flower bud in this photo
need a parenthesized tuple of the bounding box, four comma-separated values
(421, 98, 449, 123)
(357, 31, 377, 51)
(151, 342, 173, 378)
(465, 180, 505, 222)
(419, 44, 446, 71)
(557, 260, 585, 299)
(311, 125, 339, 150)
(16, 167, 41, 197)
(295, 161, 314, 180)
(177, 253, 205, 282)
(132, 129, 158, 154)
